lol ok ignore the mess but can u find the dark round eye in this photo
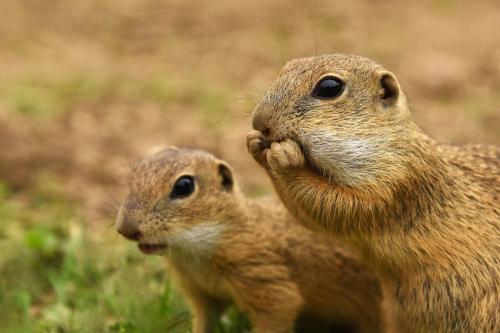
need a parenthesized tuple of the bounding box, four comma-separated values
(170, 176, 195, 199)
(312, 76, 344, 99)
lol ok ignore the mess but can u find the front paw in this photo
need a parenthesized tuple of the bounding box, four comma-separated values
(246, 130, 270, 168)
(267, 139, 305, 175)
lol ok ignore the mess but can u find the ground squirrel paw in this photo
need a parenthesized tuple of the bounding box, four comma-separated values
(267, 139, 305, 173)
(246, 130, 269, 167)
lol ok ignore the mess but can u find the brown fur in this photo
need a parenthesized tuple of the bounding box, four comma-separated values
(247, 54, 500, 333)
(115, 147, 382, 333)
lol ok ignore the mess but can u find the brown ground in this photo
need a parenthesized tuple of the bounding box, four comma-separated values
(0, 0, 498, 228)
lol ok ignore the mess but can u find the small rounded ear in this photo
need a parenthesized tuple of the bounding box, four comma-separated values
(378, 71, 400, 106)
(217, 162, 234, 191)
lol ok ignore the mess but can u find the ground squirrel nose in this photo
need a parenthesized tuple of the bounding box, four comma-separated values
(252, 112, 270, 135)
(118, 228, 142, 241)
(117, 219, 143, 241)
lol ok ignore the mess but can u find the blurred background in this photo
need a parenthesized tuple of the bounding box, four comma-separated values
(0, 0, 498, 332)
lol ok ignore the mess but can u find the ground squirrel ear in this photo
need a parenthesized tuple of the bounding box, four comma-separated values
(217, 162, 233, 191)
(378, 71, 400, 106)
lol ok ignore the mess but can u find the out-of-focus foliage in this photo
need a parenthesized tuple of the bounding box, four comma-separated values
(0, 180, 252, 332)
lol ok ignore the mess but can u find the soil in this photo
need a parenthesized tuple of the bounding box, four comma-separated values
(0, 0, 498, 228)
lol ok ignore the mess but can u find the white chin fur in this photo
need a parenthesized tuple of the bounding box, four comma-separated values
(168, 222, 225, 257)
(303, 131, 381, 186)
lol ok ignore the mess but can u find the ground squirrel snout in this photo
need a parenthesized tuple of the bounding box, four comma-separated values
(116, 147, 383, 333)
(248, 53, 499, 332)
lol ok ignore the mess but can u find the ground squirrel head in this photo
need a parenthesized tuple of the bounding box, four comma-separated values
(116, 147, 239, 256)
(253, 54, 414, 187)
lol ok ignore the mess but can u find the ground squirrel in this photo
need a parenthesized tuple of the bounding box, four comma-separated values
(247, 54, 500, 333)
(115, 147, 382, 333)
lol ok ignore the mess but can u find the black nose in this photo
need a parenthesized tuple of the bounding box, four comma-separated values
(117, 220, 143, 241)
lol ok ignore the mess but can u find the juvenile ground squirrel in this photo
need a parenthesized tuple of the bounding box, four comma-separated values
(247, 54, 499, 333)
(115, 147, 382, 333)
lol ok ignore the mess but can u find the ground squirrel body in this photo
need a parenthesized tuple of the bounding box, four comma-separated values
(115, 148, 382, 333)
(247, 54, 500, 333)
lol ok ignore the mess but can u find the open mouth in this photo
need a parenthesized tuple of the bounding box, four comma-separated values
(138, 243, 167, 255)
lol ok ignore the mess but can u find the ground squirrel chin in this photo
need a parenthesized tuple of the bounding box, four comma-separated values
(248, 53, 500, 333)
(116, 147, 383, 333)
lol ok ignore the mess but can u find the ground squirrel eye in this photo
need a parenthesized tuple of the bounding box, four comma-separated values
(312, 77, 344, 99)
(170, 176, 195, 199)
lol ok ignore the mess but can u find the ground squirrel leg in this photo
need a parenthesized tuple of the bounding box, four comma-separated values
(251, 315, 296, 333)
(229, 279, 303, 333)
(275, 168, 334, 230)
(247, 135, 326, 226)
(245, 304, 300, 333)
(189, 295, 226, 333)
(266, 143, 335, 228)
(173, 277, 225, 333)
(270, 140, 376, 232)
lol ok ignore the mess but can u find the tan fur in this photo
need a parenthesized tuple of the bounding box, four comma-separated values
(247, 54, 500, 332)
(247, 53, 500, 333)
(115, 147, 382, 333)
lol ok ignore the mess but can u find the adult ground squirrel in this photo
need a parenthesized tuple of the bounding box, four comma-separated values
(115, 147, 382, 333)
(247, 54, 499, 333)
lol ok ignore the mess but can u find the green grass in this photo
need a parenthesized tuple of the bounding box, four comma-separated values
(0, 74, 178, 119)
(194, 87, 230, 128)
(0, 75, 106, 118)
(0, 180, 250, 333)
(0, 73, 231, 123)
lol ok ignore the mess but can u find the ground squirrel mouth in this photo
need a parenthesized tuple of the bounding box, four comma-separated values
(138, 243, 167, 255)
(259, 127, 285, 146)
(261, 139, 271, 150)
